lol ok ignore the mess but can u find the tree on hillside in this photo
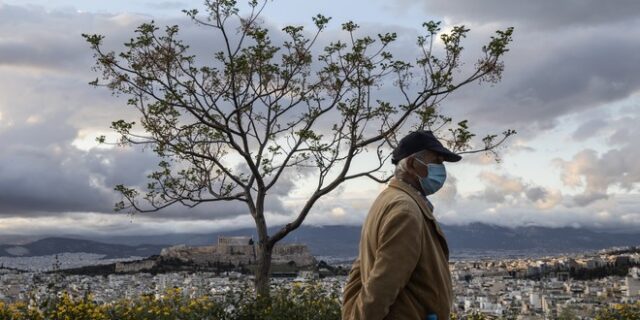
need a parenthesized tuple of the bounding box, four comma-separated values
(84, 0, 514, 296)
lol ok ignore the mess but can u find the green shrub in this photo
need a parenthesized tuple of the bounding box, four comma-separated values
(0, 282, 341, 320)
(4, 286, 636, 320)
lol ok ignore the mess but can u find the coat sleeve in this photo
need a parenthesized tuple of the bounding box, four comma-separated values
(354, 206, 423, 320)
(341, 258, 361, 319)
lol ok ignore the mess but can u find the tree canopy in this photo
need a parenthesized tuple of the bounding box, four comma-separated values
(84, 0, 514, 295)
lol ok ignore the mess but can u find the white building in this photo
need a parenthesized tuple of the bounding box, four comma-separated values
(529, 292, 541, 309)
(626, 267, 640, 297)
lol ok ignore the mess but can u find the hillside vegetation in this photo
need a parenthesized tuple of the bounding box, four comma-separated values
(1, 286, 638, 319)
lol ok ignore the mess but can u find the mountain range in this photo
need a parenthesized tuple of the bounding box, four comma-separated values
(0, 237, 165, 259)
(0, 223, 638, 259)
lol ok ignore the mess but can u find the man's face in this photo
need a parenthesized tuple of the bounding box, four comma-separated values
(411, 150, 444, 178)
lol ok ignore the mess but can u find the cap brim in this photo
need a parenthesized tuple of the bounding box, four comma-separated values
(442, 152, 462, 162)
(432, 146, 462, 162)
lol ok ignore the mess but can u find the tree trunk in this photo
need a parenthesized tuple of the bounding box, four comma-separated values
(255, 241, 273, 298)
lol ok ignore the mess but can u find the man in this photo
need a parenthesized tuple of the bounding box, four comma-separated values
(342, 130, 461, 320)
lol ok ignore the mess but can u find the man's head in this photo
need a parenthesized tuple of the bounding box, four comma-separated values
(394, 148, 440, 176)
(392, 131, 461, 195)
(392, 131, 461, 164)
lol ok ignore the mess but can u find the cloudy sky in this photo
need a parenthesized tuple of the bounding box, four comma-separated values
(0, 0, 639, 237)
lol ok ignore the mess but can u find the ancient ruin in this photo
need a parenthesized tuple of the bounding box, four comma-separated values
(159, 236, 315, 268)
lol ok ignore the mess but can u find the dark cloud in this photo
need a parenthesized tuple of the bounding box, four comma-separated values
(374, 1, 640, 141)
(396, 0, 640, 29)
(0, 147, 115, 215)
(0, 119, 291, 221)
(572, 192, 609, 207)
(0, 37, 88, 70)
(525, 187, 547, 202)
(0, 3, 249, 72)
(0, 5, 108, 70)
(437, 22, 640, 133)
(606, 116, 638, 146)
(478, 188, 508, 204)
(572, 118, 609, 141)
(0, 103, 295, 220)
(0, 4, 298, 223)
(145, 1, 187, 10)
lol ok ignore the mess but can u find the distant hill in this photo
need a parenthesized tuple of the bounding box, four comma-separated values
(442, 223, 640, 251)
(85, 225, 361, 257)
(1, 223, 638, 259)
(0, 237, 165, 259)
(96, 223, 639, 255)
(98, 223, 639, 258)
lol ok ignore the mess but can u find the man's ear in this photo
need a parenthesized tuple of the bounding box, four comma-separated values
(406, 156, 416, 173)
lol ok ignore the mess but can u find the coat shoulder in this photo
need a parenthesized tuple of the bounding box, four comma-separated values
(376, 186, 423, 220)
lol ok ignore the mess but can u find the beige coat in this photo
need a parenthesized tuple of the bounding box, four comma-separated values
(342, 178, 453, 320)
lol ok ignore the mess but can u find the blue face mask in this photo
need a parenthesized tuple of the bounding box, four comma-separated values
(414, 158, 447, 196)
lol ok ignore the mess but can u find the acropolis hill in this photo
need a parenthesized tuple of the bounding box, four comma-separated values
(114, 236, 316, 274)
(161, 236, 316, 267)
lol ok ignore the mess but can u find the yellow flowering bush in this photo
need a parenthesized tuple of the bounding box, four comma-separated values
(0, 300, 44, 320)
(6, 293, 637, 320)
(226, 282, 341, 320)
(41, 293, 109, 320)
(450, 312, 490, 320)
(0, 282, 340, 320)
(596, 301, 640, 320)
(105, 288, 225, 320)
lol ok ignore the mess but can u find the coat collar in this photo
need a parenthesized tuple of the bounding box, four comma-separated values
(389, 178, 449, 257)
(389, 178, 436, 221)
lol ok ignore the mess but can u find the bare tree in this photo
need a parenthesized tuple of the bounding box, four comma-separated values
(84, 0, 514, 296)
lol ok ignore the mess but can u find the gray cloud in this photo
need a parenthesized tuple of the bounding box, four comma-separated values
(1, 1, 639, 234)
(555, 114, 640, 206)
(0, 3, 251, 73)
(470, 172, 562, 210)
(373, 1, 640, 142)
(440, 22, 640, 133)
(433, 174, 458, 204)
(0, 118, 289, 221)
(145, 1, 187, 10)
(396, 0, 640, 29)
(0, 4, 297, 224)
(438, 196, 640, 232)
(525, 187, 547, 203)
(572, 192, 609, 207)
(605, 116, 638, 146)
(0, 5, 113, 70)
(0, 148, 115, 214)
(0, 108, 294, 220)
(572, 118, 609, 141)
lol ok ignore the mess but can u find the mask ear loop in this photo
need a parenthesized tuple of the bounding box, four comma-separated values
(413, 157, 429, 176)
(412, 157, 429, 196)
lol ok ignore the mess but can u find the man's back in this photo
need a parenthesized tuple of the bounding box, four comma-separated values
(342, 178, 452, 320)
